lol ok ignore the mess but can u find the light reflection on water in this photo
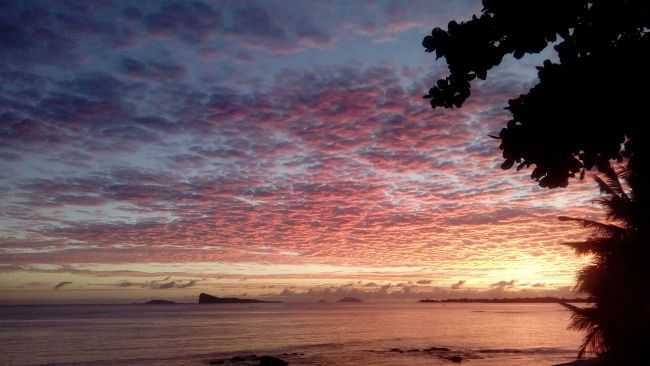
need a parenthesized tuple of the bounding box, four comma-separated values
(0, 302, 583, 366)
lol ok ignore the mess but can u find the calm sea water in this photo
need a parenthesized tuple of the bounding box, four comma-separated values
(0, 302, 585, 366)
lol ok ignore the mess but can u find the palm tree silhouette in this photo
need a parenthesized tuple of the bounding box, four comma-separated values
(559, 164, 648, 365)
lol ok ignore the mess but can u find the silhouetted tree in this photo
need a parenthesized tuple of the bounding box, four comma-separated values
(560, 165, 645, 364)
(422, 0, 649, 208)
(422, 1, 650, 364)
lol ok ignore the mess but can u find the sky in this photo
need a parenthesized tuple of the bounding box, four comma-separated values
(0, 0, 603, 304)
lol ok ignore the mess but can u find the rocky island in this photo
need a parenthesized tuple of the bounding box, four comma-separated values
(143, 299, 177, 305)
(198, 292, 282, 304)
(337, 296, 363, 303)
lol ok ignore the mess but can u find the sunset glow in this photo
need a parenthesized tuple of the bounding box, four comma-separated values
(1, 0, 602, 304)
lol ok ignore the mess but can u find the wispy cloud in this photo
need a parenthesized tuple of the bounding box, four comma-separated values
(490, 280, 517, 290)
(97, 278, 199, 290)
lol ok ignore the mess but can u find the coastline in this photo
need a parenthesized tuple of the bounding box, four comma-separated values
(553, 359, 601, 366)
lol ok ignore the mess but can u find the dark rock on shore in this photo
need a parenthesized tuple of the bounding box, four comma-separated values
(259, 355, 287, 366)
(382, 346, 478, 363)
(442, 355, 463, 363)
(207, 354, 288, 366)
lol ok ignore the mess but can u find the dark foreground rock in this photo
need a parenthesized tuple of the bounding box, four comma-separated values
(259, 356, 288, 366)
(208, 354, 289, 366)
(381, 346, 475, 363)
(442, 355, 463, 363)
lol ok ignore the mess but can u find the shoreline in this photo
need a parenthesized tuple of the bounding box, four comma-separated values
(553, 359, 601, 366)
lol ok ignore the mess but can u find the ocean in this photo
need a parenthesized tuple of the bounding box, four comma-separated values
(0, 302, 585, 366)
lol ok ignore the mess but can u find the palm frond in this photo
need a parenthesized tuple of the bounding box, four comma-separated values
(594, 175, 619, 198)
(578, 325, 604, 358)
(563, 239, 603, 256)
(561, 302, 597, 330)
(561, 302, 605, 357)
(560, 164, 639, 361)
(563, 235, 625, 256)
(593, 164, 630, 205)
(617, 166, 631, 181)
(575, 264, 603, 294)
(558, 216, 625, 236)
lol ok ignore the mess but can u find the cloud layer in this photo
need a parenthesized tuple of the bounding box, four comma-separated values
(0, 1, 601, 303)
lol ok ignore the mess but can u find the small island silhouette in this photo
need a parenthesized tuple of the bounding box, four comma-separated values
(419, 297, 591, 304)
(337, 296, 363, 303)
(198, 292, 282, 304)
(143, 299, 177, 305)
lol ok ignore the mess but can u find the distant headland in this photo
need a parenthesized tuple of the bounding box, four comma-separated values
(198, 292, 282, 304)
(143, 299, 177, 305)
(337, 296, 363, 303)
(418, 297, 591, 304)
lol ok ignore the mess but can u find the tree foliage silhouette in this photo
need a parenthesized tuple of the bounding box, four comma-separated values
(422, 0, 649, 192)
(559, 166, 646, 364)
(422, 1, 650, 364)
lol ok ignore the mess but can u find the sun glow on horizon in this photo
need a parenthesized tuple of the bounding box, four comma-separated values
(0, 0, 599, 304)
